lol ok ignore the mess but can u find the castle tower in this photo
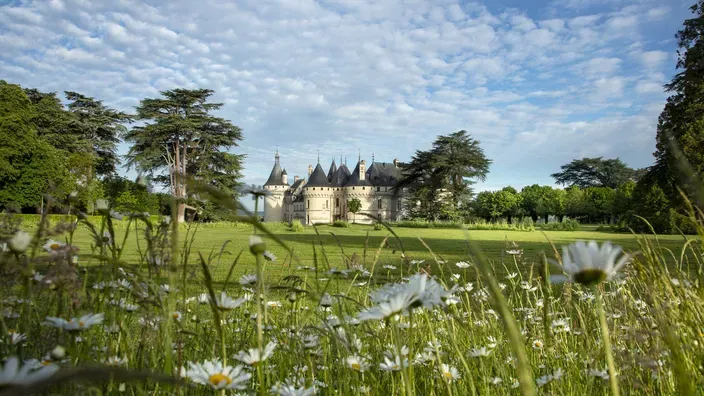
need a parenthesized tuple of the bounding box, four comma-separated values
(263, 151, 289, 222)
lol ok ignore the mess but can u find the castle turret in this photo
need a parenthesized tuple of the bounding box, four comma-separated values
(263, 151, 288, 222)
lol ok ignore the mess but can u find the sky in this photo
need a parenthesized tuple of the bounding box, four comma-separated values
(0, 0, 693, 210)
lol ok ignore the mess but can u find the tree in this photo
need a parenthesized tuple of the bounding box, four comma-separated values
(611, 180, 636, 220)
(0, 81, 70, 210)
(520, 185, 553, 222)
(646, 1, 704, 213)
(124, 89, 245, 221)
(395, 130, 490, 220)
(545, 188, 567, 222)
(551, 157, 639, 188)
(65, 91, 132, 177)
(347, 198, 362, 223)
(565, 185, 586, 220)
(583, 186, 615, 224)
(498, 186, 523, 223)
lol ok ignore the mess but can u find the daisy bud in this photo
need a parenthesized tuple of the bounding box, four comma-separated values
(96, 199, 109, 214)
(249, 235, 266, 255)
(51, 345, 66, 360)
(8, 231, 31, 253)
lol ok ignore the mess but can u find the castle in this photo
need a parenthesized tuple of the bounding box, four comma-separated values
(263, 152, 408, 224)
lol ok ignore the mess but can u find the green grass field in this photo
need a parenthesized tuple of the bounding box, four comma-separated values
(60, 222, 699, 282)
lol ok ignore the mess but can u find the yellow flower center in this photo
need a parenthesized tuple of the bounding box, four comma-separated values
(172, 313, 180, 319)
(78, 321, 85, 328)
(351, 363, 361, 371)
(50, 243, 61, 251)
(208, 373, 232, 386)
(41, 360, 51, 366)
(443, 371, 454, 380)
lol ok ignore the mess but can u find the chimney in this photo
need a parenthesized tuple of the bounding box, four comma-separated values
(308, 165, 313, 176)
(294, 175, 300, 182)
(393, 158, 399, 168)
(359, 160, 366, 181)
(282, 169, 288, 185)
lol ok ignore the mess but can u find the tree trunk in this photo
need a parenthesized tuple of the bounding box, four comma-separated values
(558, 214, 565, 223)
(531, 213, 538, 222)
(507, 214, 512, 224)
(543, 214, 549, 224)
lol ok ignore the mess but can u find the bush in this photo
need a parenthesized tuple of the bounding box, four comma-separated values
(289, 219, 304, 232)
(385, 218, 535, 231)
(540, 218, 581, 231)
(373, 222, 384, 231)
(333, 220, 350, 228)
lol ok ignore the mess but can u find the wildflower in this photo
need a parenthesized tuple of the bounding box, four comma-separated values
(588, 369, 609, 380)
(8, 231, 31, 253)
(469, 347, 491, 357)
(532, 339, 544, 349)
(0, 356, 58, 386)
(439, 364, 460, 382)
(455, 261, 471, 269)
(102, 231, 113, 246)
(249, 235, 266, 255)
(506, 249, 523, 255)
(551, 241, 631, 285)
(172, 312, 182, 321)
(182, 359, 251, 390)
(234, 342, 277, 366)
(551, 319, 571, 333)
(537, 368, 564, 386)
(44, 313, 104, 332)
(239, 274, 257, 286)
(379, 355, 408, 371)
(267, 301, 283, 308)
(214, 292, 246, 311)
(7, 331, 26, 345)
(42, 240, 66, 254)
(383, 265, 397, 270)
(345, 355, 369, 372)
(263, 251, 277, 262)
(104, 356, 128, 367)
(506, 272, 519, 279)
(490, 377, 503, 385)
(50, 346, 66, 360)
(270, 384, 316, 396)
(96, 199, 109, 213)
(319, 293, 333, 308)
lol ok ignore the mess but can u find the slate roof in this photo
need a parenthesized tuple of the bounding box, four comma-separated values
(343, 161, 370, 187)
(366, 162, 403, 187)
(306, 163, 331, 187)
(327, 160, 337, 182)
(264, 161, 288, 186)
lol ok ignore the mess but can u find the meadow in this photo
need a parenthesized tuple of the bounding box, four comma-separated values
(0, 212, 703, 395)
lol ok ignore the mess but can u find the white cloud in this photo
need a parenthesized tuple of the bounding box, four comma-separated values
(0, 0, 688, 201)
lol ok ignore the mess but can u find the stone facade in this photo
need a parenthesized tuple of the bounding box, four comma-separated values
(263, 153, 407, 224)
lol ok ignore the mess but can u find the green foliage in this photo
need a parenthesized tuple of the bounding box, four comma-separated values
(520, 184, 553, 222)
(0, 82, 71, 209)
(552, 157, 641, 188)
(373, 222, 384, 230)
(540, 218, 581, 231)
(395, 130, 491, 220)
(347, 198, 362, 223)
(332, 220, 350, 228)
(387, 218, 535, 231)
(289, 219, 304, 232)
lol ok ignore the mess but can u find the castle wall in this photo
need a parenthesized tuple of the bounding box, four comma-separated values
(263, 185, 286, 222)
(302, 186, 335, 224)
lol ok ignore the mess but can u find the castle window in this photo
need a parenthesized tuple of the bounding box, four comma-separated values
(377, 186, 380, 192)
(363, 187, 365, 190)
(307, 200, 310, 209)
(336, 198, 340, 208)
(377, 199, 382, 209)
(325, 200, 328, 209)
(352, 187, 355, 190)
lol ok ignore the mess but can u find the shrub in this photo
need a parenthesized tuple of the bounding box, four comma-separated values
(333, 220, 350, 228)
(373, 222, 384, 231)
(290, 219, 304, 232)
(540, 218, 581, 231)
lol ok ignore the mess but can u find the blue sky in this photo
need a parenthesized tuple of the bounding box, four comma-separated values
(0, 0, 692, 210)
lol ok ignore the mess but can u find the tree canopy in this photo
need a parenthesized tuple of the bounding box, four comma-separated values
(396, 130, 490, 220)
(551, 157, 640, 189)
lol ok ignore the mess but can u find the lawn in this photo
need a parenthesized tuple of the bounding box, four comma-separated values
(60, 222, 698, 281)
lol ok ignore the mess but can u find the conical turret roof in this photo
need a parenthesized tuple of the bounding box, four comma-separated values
(264, 152, 288, 186)
(306, 163, 331, 187)
(344, 161, 370, 187)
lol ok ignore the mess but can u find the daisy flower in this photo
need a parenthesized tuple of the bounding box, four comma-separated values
(532, 339, 544, 349)
(270, 383, 316, 396)
(44, 313, 104, 332)
(182, 359, 251, 390)
(439, 364, 460, 382)
(0, 356, 58, 387)
(469, 347, 491, 357)
(104, 356, 128, 367)
(214, 292, 246, 311)
(239, 274, 257, 286)
(249, 235, 266, 255)
(588, 368, 609, 380)
(551, 241, 631, 285)
(42, 240, 65, 255)
(7, 331, 27, 345)
(8, 231, 31, 253)
(263, 251, 277, 262)
(455, 261, 471, 269)
(345, 355, 369, 372)
(234, 342, 277, 366)
(379, 355, 408, 372)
